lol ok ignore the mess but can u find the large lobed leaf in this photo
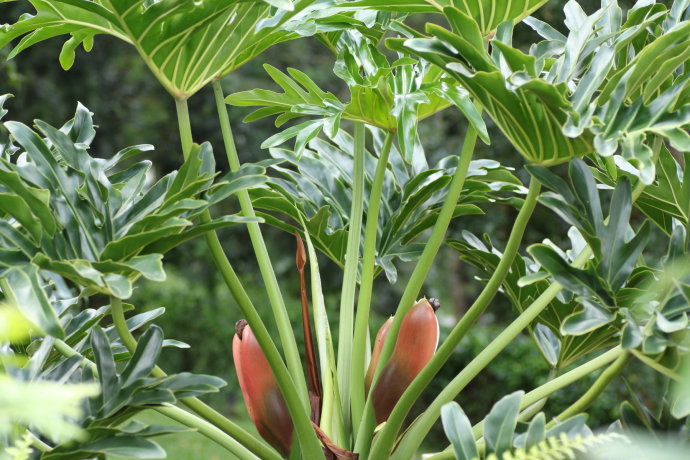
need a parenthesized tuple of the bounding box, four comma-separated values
(341, 0, 549, 36)
(253, 127, 522, 283)
(0, 0, 319, 98)
(38, 325, 224, 459)
(227, 29, 488, 163)
(448, 230, 618, 369)
(0, 101, 264, 336)
(388, 1, 690, 173)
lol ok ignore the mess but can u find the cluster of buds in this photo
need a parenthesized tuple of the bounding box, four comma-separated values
(232, 298, 440, 456)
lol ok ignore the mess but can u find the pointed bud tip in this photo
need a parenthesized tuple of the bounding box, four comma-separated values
(235, 319, 248, 338)
(295, 232, 306, 270)
(428, 297, 441, 312)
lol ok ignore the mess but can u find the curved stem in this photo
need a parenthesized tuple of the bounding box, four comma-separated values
(108, 296, 282, 460)
(629, 348, 682, 381)
(200, 215, 325, 459)
(337, 121, 367, 439)
(110, 297, 165, 378)
(52, 338, 262, 460)
(354, 124, 479, 458)
(515, 367, 559, 425)
(390, 252, 590, 460)
(477, 346, 623, 437)
(176, 86, 322, 457)
(370, 176, 541, 459)
(156, 404, 261, 460)
(28, 432, 51, 452)
(212, 80, 309, 409)
(391, 139, 665, 459)
(548, 351, 630, 427)
(350, 132, 394, 433)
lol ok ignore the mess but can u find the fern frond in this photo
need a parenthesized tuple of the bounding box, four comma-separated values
(483, 432, 629, 460)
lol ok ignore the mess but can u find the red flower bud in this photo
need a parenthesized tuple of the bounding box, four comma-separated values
(365, 316, 392, 395)
(233, 320, 293, 455)
(368, 298, 440, 424)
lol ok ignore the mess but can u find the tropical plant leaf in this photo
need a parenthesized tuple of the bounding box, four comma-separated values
(484, 391, 523, 457)
(441, 402, 479, 460)
(41, 325, 225, 459)
(389, 2, 690, 176)
(342, 0, 549, 35)
(253, 127, 521, 283)
(0, 0, 324, 99)
(388, 7, 593, 166)
(594, 146, 690, 236)
(227, 30, 488, 162)
(448, 230, 618, 369)
(0, 104, 263, 301)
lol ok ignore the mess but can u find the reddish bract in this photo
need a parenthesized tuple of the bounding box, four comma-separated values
(368, 299, 440, 424)
(233, 321, 293, 455)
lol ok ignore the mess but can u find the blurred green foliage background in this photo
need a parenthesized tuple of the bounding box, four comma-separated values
(0, 0, 667, 456)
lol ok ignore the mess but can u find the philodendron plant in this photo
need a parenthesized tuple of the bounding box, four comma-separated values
(1, 0, 690, 459)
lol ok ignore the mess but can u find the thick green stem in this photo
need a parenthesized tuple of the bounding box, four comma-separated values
(108, 296, 282, 460)
(156, 404, 261, 460)
(354, 125, 479, 457)
(201, 214, 325, 459)
(427, 344, 621, 460)
(391, 281, 566, 460)
(370, 176, 542, 460)
(548, 352, 630, 427)
(350, 132, 394, 433)
(110, 297, 165, 378)
(337, 121, 367, 439)
(212, 80, 309, 409)
(52, 338, 261, 460)
(172, 95, 324, 458)
(514, 368, 559, 426)
(175, 99, 193, 160)
(391, 139, 664, 459)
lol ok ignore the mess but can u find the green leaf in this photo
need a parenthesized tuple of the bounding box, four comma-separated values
(0, 94, 12, 120)
(484, 391, 523, 457)
(346, 0, 549, 35)
(141, 215, 258, 255)
(561, 299, 614, 336)
(92, 254, 166, 283)
(101, 218, 191, 261)
(449, 232, 617, 369)
(527, 244, 602, 299)
(396, 17, 593, 166)
(43, 436, 166, 459)
(0, 164, 58, 236)
(3, 0, 320, 98)
(533, 323, 560, 367)
(0, 193, 44, 242)
(620, 147, 690, 235)
(441, 402, 479, 460)
(120, 325, 163, 387)
(3, 265, 64, 338)
(254, 130, 520, 282)
(524, 412, 546, 450)
(90, 326, 119, 404)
